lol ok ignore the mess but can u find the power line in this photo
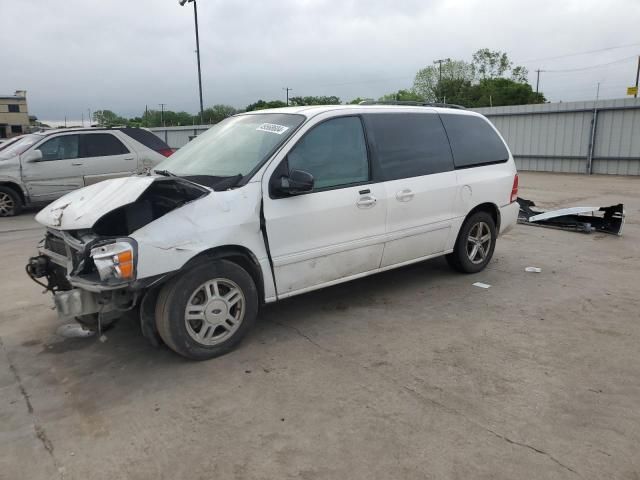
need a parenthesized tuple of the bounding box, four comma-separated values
(520, 42, 640, 64)
(543, 55, 637, 73)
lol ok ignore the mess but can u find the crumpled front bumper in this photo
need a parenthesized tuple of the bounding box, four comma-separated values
(53, 287, 138, 320)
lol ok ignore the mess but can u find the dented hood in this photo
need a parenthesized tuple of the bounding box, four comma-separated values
(35, 176, 157, 230)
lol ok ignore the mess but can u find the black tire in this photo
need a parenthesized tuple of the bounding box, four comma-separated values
(446, 211, 496, 274)
(0, 185, 23, 217)
(155, 260, 258, 360)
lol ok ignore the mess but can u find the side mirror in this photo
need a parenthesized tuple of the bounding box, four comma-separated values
(275, 169, 314, 195)
(22, 149, 43, 162)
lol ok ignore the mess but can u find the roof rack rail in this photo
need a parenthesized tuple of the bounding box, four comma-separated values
(357, 100, 466, 109)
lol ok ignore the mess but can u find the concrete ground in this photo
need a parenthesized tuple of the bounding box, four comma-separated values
(1, 172, 639, 480)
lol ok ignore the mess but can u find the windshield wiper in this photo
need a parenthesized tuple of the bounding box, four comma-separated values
(213, 174, 243, 191)
(154, 169, 177, 177)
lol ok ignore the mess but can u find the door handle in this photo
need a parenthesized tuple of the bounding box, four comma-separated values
(396, 189, 414, 202)
(356, 195, 377, 208)
(71, 162, 83, 166)
(124, 157, 134, 161)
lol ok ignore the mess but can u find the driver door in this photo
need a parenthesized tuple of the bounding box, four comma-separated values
(262, 115, 387, 298)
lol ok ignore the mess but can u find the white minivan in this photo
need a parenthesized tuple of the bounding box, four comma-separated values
(28, 105, 519, 360)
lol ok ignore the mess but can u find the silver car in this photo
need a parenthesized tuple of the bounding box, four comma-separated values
(0, 128, 172, 216)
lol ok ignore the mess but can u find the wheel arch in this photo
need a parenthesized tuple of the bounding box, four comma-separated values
(180, 245, 266, 305)
(466, 202, 501, 232)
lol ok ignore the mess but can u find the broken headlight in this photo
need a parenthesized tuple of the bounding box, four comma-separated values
(90, 240, 136, 282)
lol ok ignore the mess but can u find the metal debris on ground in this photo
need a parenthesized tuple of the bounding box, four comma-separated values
(517, 197, 624, 235)
(472, 282, 491, 289)
(57, 323, 95, 338)
(525, 267, 542, 273)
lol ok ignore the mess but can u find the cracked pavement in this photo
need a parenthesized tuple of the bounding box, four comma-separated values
(1, 172, 640, 479)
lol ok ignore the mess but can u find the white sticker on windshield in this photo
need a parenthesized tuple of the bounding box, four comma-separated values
(256, 123, 289, 135)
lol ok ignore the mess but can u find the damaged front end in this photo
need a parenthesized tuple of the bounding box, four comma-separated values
(26, 176, 209, 330)
(517, 197, 625, 235)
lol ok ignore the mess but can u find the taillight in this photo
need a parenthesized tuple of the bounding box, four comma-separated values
(157, 148, 173, 157)
(510, 174, 519, 203)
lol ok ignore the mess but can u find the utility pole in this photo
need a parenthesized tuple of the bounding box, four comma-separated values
(159, 103, 166, 127)
(635, 55, 639, 98)
(596, 82, 600, 101)
(283, 87, 293, 106)
(535, 69, 544, 95)
(433, 58, 450, 102)
(88, 108, 92, 127)
(81, 111, 84, 127)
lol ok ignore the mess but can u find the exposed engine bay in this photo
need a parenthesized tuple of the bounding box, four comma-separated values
(93, 178, 209, 236)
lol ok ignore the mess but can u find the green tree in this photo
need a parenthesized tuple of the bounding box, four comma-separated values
(413, 49, 544, 107)
(245, 99, 287, 111)
(201, 105, 236, 124)
(472, 48, 513, 79)
(378, 89, 424, 102)
(413, 60, 474, 102)
(288, 96, 341, 106)
(348, 97, 371, 104)
(93, 109, 127, 127)
(469, 78, 545, 107)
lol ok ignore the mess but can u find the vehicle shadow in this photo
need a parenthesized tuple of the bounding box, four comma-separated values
(24, 256, 459, 410)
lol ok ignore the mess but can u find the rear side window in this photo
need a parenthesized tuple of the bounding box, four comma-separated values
(440, 114, 509, 168)
(120, 127, 170, 151)
(81, 133, 129, 157)
(364, 113, 453, 181)
(288, 116, 368, 189)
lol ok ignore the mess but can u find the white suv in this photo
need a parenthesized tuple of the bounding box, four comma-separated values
(0, 127, 172, 216)
(28, 105, 519, 360)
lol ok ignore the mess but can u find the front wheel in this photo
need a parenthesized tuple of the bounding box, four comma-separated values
(0, 186, 22, 217)
(155, 260, 258, 360)
(446, 211, 496, 273)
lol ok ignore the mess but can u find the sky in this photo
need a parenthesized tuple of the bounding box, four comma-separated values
(1, 0, 639, 121)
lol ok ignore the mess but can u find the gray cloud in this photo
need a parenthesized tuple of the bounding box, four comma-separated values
(1, 0, 638, 120)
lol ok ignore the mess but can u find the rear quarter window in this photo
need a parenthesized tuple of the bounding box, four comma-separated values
(119, 128, 170, 151)
(364, 113, 454, 181)
(440, 114, 509, 168)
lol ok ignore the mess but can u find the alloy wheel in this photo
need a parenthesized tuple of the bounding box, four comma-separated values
(0, 192, 15, 216)
(466, 221, 492, 264)
(184, 278, 245, 346)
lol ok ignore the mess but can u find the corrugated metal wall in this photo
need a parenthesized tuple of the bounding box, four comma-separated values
(149, 125, 211, 149)
(474, 98, 640, 175)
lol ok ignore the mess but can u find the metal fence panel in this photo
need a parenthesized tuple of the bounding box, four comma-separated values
(149, 125, 212, 149)
(474, 98, 640, 175)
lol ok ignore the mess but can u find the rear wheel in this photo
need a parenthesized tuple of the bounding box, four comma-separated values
(446, 211, 496, 273)
(0, 186, 22, 217)
(155, 260, 258, 360)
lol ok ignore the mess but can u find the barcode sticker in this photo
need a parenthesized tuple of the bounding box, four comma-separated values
(256, 123, 289, 135)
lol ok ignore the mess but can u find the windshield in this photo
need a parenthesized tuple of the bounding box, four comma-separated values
(155, 113, 304, 178)
(0, 134, 43, 159)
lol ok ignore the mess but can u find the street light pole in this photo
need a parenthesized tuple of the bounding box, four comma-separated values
(180, 0, 204, 125)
